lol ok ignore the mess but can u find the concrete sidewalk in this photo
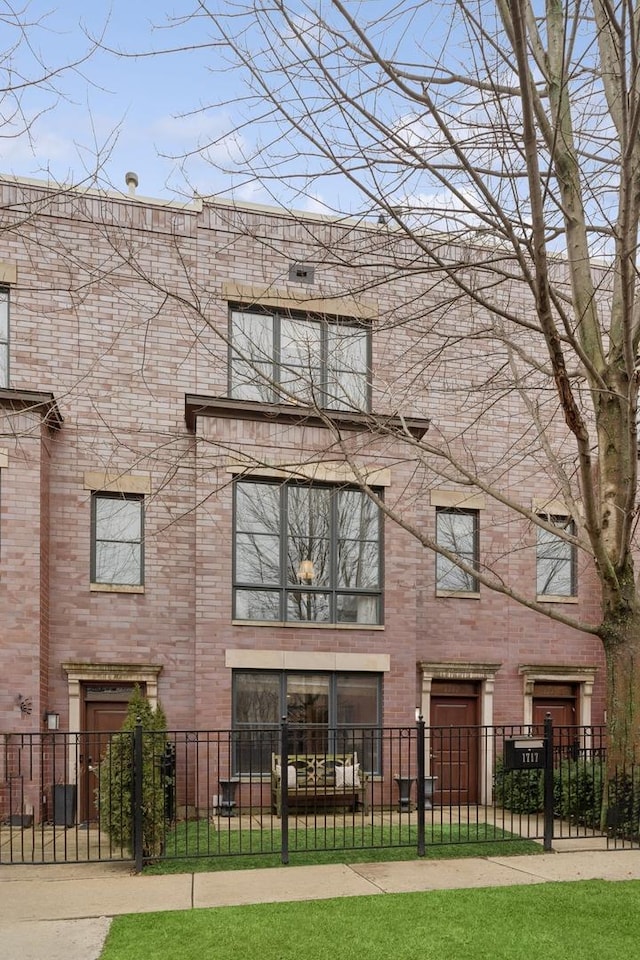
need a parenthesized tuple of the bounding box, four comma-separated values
(2, 848, 640, 960)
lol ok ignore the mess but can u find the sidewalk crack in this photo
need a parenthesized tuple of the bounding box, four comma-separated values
(345, 863, 388, 894)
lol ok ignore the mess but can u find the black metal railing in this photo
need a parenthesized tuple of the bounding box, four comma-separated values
(0, 728, 133, 864)
(2, 720, 635, 868)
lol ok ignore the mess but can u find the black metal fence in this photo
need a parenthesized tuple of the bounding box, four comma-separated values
(1, 720, 636, 868)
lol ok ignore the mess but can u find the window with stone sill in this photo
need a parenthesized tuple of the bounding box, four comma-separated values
(233, 669, 382, 775)
(229, 307, 370, 412)
(435, 507, 479, 593)
(536, 514, 577, 597)
(0, 288, 9, 388)
(233, 478, 382, 624)
(91, 491, 144, 587)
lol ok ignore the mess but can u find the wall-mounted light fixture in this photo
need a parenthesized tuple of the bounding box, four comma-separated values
(298, 559, 315, 583)
(44, 710, 60, 731)
(17, 694, 33, 715)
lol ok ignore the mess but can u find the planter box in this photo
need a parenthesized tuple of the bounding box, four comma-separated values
(8, 814, 33, 827)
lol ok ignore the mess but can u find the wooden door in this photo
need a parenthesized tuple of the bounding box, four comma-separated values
(533, 683, 577, 760)
(430, 683, 479, 805)
(533, 686, 576, 728)
(81, 688, 135, 822)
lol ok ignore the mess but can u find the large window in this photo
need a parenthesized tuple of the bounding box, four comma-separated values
(435, 508, 479, 593)
(91, 492, 144, 586)
(536, 514, 576, 597)
(233, 670, 382, 774)
(234, 480, 382, 623)
(229, 308, 370, 411)
(0, 288, 8, 387)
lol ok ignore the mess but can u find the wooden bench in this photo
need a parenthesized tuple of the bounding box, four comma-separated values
(271, 753, 368, 816)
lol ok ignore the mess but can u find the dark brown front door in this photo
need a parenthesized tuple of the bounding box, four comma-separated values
(430, 681, 479, 805)
(532, 682, 578, 759)
(532, 683, 577, 728)
(81, 686, 137, 821)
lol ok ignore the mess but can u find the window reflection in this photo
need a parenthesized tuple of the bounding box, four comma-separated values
(537, 515, 576, 596)
(436, 508, 479, 592)
(92, 493, 143, 586)
(230, 309, 370, 411)
(233, 670, 382, 774)
(0, 288, 7, 388)
(234, 480, 382, 624)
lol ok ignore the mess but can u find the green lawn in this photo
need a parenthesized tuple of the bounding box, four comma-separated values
(146, 821, 541, 873)
(100, 880, 640, 960)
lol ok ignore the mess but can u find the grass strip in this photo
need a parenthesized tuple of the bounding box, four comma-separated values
(145, 821, 541, 873)
(101, 879, 640, 960)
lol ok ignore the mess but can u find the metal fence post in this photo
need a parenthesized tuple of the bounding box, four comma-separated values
(280, 717, 289, 865)
(133, 718, 144, 873)
(543, 713, 554, 852)
(416, 715, 426, 857)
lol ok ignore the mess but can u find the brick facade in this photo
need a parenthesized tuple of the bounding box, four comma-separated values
(0, 176, 605, 762)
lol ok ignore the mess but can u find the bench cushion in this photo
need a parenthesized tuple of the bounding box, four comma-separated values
(335, 763, 361, 788)
(272, 753, 364, 788)
(275, 763, 298, 788)
(271, 752, 367, 815)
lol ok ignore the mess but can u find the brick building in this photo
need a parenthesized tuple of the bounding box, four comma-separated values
(0, 175, 604, 817)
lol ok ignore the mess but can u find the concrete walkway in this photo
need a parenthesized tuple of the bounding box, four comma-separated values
(2, 848, 640, 960)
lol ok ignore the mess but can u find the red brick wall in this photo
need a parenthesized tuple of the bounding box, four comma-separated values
(0, 416, 47, 733)
(0, 178, 607, 738)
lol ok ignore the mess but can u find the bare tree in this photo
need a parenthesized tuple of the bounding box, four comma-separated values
(0, 5, 110, 400)
(0, 3, 107, 179)
(139, 0, 640, 767)
(0, 4, 112, 404)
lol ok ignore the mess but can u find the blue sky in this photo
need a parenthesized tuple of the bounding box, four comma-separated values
(0, 1, 442, 215)
(0, 1, 241, 201)
(2, 1, 593, 239)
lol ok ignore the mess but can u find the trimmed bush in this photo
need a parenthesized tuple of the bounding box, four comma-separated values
(98, 686, 170, 858)
(606, 769, 640, 840)
(494, 757, 604, 826)
(555, 761, 603, 828)
(494, 758, 544, 814)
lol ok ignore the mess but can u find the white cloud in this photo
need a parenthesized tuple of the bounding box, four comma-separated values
(299, 193, 333, 215)
(0, 125, 80, 167)
(149, 110, 233, 145)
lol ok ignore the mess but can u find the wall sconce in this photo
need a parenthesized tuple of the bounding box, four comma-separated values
(298, 559, 314, 583)
(17, 694, 33, 715)
(44, 710, 60, 731)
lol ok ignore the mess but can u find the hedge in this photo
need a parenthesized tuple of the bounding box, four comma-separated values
(494, 757, 640, 839)
(494, 758, 603, 824)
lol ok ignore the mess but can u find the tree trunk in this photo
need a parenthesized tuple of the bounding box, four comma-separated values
(602, 609, 640, 769)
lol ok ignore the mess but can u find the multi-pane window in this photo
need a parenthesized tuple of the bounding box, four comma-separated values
(0, 288, 8, 387)
(233, 480, 382, 624)
(233, 670, 382, 774)
(435, 508, 479, 593)
(536, 515, 576, 597)
(91, 492, 144, 586)
(229, 308, 370, 411)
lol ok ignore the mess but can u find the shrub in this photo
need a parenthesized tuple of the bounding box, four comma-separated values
(98, 686, 170, 858)
(494, 757, 604, 826)
(494, 758, 544, 814)
(606, 769, 640, 840)
(555, 760, 603, 828)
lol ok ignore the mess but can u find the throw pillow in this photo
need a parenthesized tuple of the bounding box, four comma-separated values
(336, 763, 361, 788)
